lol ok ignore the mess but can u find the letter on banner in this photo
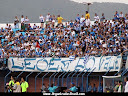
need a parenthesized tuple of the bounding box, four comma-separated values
(75, 58, 85, 71)
(11, 58, 24, 70)
(48, 58, 61, 71)
(84, 56, 95, 71)
(24, 58, 36, 70)
(36, 58, 48, 71)
(60, 60, 70, 71)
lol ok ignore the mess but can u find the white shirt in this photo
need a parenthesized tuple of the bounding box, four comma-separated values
(119, 14, 123, 18)
(94, 16, 100, 22)
(21, 18, 25, 23)
(39, 16, 44, 22)
(25, 18, 29, 24)
(80, 17, 85, 24)
(118, 85, 122, 92)
(125, 81, 128, 92)
(46, 15, 50, 21)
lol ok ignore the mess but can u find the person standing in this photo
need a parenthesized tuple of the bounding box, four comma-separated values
(21, 15, 25, 31)
(92, 84, 97, 92)
(94, 13, 100, 23)
(9, 76, 15, 92)
(57, 15, 65, 27)
(100, 13, 105, 22)
(118, 81, 123, 92)
(20, 77, 29, 93)
(124, 77, 128, 92)
(39, 14, 45, 28)
(13, 78, 21, 93)
(14, 16, 19, 29)
(24, 16, 29, 31)
(45, 13, 50, 25)
(85, 11, 91, 26)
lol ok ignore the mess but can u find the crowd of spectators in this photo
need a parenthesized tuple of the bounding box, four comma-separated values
(0, 11, 128, 69)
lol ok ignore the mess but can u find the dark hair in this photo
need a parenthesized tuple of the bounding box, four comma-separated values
(21, 77, 25, 81)
(126, 77, 128, 81)
(118, 80, 122, 83)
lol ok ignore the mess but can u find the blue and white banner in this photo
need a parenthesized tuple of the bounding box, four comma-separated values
(8, 55, 122, 72)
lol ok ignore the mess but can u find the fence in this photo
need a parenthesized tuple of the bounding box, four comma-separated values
(1, 52, 128, 92)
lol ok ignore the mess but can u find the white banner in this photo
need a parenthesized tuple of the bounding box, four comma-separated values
(8, 55, 122, 72)
(126, 56, 128, 69)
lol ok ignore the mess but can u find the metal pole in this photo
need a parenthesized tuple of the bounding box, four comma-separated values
(35, 72, 42, 92)
(53, 72, 60, 86)
(49, 72, 57, 87)
(26, 72, 33, 82)
(16, 71, 24, 79)
(81, 69, 90, 92)
(99, 75, 101, 92)
(4, 71, 11, 92)
(66, 71, 74, 88)
(103, 77, 105, 92)
(57, 72, 65, 86)
(121, 67, 128, 76)
(76, 69, 85, 87)
(86, 67, 96, 92)
(42, 72, 49, 89)
(62, 71, 69, 87)
(104, 69, 111, 76)
(71, 71, 78, 83)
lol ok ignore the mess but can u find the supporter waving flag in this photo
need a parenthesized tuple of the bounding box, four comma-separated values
(83, 54, 89, 64)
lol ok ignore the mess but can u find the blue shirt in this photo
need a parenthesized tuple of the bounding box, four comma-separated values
(48, 86, 58, 93)
(69, 86, 78, 92)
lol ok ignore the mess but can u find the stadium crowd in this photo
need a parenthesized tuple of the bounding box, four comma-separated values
(0, 11, 128, 69)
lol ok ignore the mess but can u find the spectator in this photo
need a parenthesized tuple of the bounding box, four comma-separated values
(39, 14, 45, 28)
(94, 13, 100, 22)
(14, 16, 19, 29)
(24, 16, 29, 30)
(100, 13, 105, 22)
(65, 82, 78, 92)
(21, 15, 25, 31)
(88, 83, 92, 92)
(85, 11, 91, 26)
(93, 84, 97, 92)
(48, 83, 58, 93)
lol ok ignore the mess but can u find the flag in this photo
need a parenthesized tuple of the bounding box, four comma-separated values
(36, 41, 40, 48)
(83, 54, 89, 64)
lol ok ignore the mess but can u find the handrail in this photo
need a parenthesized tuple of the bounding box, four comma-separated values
(57, 72, 65, 86)
(35, 72, 42, 92)
(4, 71, 11, 92)
(49, 72, 57, 87)
(76, 69, 86, 86)
(66, 71, 74, 88)
(81, 68, 90, 92)
(26, 72, 33, 82)
(104, 69, 111, 76)
(71, 71, 78, 83)
(53, 72, 60, 86)
(16, 71, 24, 79)
(62, 71, 70, 87)
(42, 72, 49, 89)
(121, 67, 128, 76)
(86, 67, 96, 92)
